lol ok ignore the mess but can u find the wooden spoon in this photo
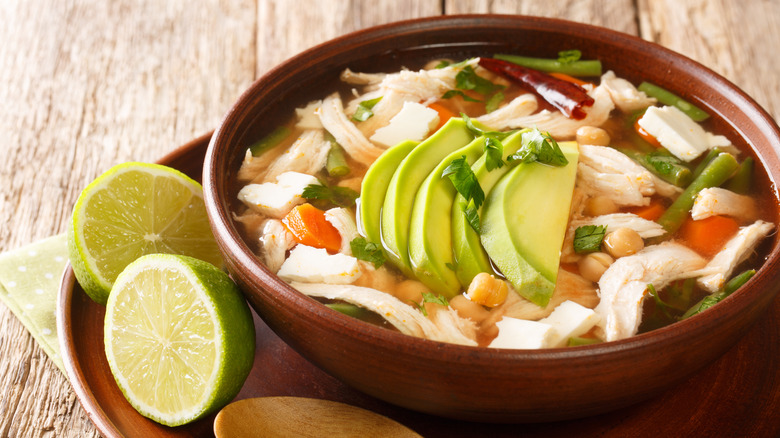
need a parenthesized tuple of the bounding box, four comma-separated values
(214, 396, 423, 438)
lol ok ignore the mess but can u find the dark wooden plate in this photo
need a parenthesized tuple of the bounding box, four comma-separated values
(57, 133, 779, 437)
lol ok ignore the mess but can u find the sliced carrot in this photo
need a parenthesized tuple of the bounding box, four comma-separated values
(282, 203, 342, 253)
(678, 215, 739, 257)
(428, 102, 458, 131)
(548, 72, 591, 87)
(627, 201, 666, 222)
(634, 118, 664, 148)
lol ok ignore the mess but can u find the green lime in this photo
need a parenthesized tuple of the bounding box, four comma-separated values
(104, 254, 255, 427)
(67, 162, 222, 304)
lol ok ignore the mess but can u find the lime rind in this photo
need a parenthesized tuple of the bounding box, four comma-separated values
(68, 162, 222, 304)
(104, 254, 255, 427)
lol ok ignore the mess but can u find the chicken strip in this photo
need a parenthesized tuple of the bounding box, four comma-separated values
(318, 93, 386, 166)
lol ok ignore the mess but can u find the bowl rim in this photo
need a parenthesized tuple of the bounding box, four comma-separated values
(204, 14, 780, 363)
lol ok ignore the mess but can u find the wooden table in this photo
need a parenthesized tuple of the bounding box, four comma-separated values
(1, 1, 778, 436)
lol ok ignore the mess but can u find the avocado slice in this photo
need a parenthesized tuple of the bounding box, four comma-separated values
(357, 139, 418, 245)
(408, 136, 485, 298)
(380, 118, 475, 276)
(480, 141, 579, 307)
(451, 129, 530, 288)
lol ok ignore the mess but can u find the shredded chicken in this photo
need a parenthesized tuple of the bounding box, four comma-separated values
(258, 219, 297, 273)
(324, 207, 360, 255)
(318, 93, 386, 166)
(691, 187, 758, 222)
(595, 242, 707, 341)
(600, 70, 657, 112)
(694, 220, 774, 292)
(237, 149, 282, 184)
(340, 68, 387, 86)
(483, 83, 614, 139)
(291, 282, 478, 346)
(484, 269, 599, 325)
(474, 93, 538, 128)
(263, 129, 331, 182)
(561, 213, 666, 263)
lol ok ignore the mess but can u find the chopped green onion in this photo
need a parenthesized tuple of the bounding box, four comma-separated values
(352, 96, 382, 122)
(325, 135, 350, 177)
(725, 156, 754, 194)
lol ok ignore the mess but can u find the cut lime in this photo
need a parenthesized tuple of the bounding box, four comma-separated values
(104, 254, 255, 427)
(67, 162, 222, 304)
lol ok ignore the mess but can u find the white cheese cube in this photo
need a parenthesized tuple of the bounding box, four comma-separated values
(295, 100, 323, 129)
(538, 300, 601, 347)
(637, 105, 731, 162)
(488, 317, 556, 349)
(277, 245, 362, 284)
(369, 101, 439, 147)
(237, 171, 320, 218)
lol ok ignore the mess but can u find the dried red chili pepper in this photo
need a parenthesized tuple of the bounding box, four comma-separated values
(478, 57, 595, 120)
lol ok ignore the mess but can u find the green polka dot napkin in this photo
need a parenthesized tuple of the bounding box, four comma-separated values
(0, 234, 68, 374)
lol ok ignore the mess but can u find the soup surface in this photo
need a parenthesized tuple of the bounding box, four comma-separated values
(232, 53, 776, 349)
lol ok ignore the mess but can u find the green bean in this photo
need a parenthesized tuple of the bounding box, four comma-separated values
(656, 152, 739, 235)
(567, 336, 602, 347)
(619, 148, 692, 187)
(248, 126, 292, 157)
(325, 134, 350, 177)
(638, 81, 710, 121)
(494, 53, 602, 77)
(691, 148, 724, 180)
(326, 302, 367, 318)
(681, 270, 756, 319)
(725, 156, 754, 194)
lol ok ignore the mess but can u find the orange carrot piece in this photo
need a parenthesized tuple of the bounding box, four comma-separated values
(282, 204, 342, 253)
(627, 201, 666, 222)
(634, 118, 664, 148)
(428, 102, 458, 131)
(678, 215, 739, 257)
(548, 72, 590, 87)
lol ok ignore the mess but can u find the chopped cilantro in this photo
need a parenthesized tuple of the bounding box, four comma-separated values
(464, 198, 481, 234)
(462, 113, 513, 140)
(443, 156, 485, 210)
(416, 292, 450, 316)
(558, 49, 582, 64)
(485, 91, 504, 113)
(573, 225, 606, 254)
(442, 89, 482, 102)
(507, 128, 569, 166)
(483, 137, 504, 171)
(350, 236, 386, 268)
(302, 182, 358, 208)
(434, 60, 451, 69)
(351, 96, 383, 122)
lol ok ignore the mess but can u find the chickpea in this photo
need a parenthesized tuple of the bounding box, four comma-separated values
(466, 273, 509, 307)
(578, 252, 614, 283)
(603, 227, 645, 258)
(576, 126, 611, 146)
(449, 294, 490, 323)
(584, 195, 619, 217)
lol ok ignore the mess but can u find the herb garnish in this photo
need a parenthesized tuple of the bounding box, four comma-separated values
(647, 284, 674, 319)
(441, 64, 505, 113)
(573, 225, 607, 254)
(442, 90, 481, 102)
(415, 292, 450, 316)
(350, 236, 386, 268)
(302, 181, 359, 208)
(443, 156, 485, 233)
(557, 49, 582, 64)
(462, 113, 511, 171)
(507, 128, 569, 166)
(351, 96, 383, 122)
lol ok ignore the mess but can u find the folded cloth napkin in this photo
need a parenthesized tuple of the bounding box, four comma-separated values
(0, 234, 68, 374)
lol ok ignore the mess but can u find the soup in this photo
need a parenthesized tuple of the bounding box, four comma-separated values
(232, 53, 775, 349)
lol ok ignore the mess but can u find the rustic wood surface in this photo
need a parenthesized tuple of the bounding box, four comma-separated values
(1, 0, 778, 436)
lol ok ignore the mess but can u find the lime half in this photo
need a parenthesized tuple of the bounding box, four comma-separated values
(67, 162, 222, 304)
(104, 254, 255, 426)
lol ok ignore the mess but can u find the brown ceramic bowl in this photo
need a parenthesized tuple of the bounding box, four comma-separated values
(203, 15, 780, 422)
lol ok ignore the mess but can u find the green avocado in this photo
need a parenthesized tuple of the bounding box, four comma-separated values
(451, 129, 530, 288)
(357, 139, 418, 245)
(408, 136, 485, 298)
(380, 118, 475, 276)
(479, 141, 579, 307)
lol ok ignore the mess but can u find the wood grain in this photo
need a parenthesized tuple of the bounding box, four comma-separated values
(1, 0, 779, 436)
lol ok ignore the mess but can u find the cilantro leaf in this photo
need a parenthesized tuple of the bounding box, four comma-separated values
(434, 60, 451, 69)
(443, 156, 485, 209)
(442, 89, 482, 102)
(461, 113, 513, 140)
(464, 198, 481, 234)
(415, 292, 450, 316)
(507, 128, 569, 166)
(484, 137, 505, 171)
(455, 66, 505, 95)
(485, 91, 504, 113)
(573, 225, 607, 254)
(302, 182, 358, 208)
(558, 49, 582, 64)
(645, 152, 683, 176)
(351, 96, 383, 122)
(350, 236, 386, 268)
